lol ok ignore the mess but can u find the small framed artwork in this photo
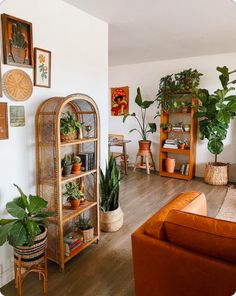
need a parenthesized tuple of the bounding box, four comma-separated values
(34, 47, 51, 88)
(111, 86, 129, 116)
(10, 106, 25, 127)
(1, 14, 33, 67)
(0, 103, 8, 140)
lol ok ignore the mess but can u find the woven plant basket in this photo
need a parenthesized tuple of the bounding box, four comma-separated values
(60, 131, 77, 142)
(204, 162, 229, 185)
(79, 227, 94, 243)
(14, 227, 47, 267)
(100, 206, 123, 232)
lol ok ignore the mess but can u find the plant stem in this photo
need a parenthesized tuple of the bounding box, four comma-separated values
(215, 154, 217, 164)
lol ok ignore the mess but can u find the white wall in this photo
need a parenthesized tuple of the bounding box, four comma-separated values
(109, 52, 236, 180)
(0, 0, 108, 287)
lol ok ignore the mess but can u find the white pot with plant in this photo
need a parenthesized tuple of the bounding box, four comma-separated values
(100, 157, 123, 232)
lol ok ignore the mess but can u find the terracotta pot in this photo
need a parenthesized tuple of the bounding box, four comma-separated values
(138, 140, 151, 152)
(69, 199, 81, 209)
(165, 158, 175, 173)
(204, 162, 229, 185)
(72, 163, 81, 174)
(60, 131, 77, 142)
(100, 206, 124, 232)
(62, 165, 72, 176)
(179, 143, 185, 149)
(11, 47, 26, 64)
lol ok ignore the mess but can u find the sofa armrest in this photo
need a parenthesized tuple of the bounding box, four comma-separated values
(132, 232, 236, 296)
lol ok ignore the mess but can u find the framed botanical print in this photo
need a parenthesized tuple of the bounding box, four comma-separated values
(0, 103, 8, 140)
(34, 47, 51, 88)
(1, 14, 33, 67)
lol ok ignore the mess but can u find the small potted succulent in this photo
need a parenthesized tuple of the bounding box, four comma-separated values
(61, 154, 73, 176)
(60, 111, 82, 142)
(64, 182, 84, 209)
(72, 156, 82, 174)
(178, 140, 185, 149)
(76, 217, 94, 242)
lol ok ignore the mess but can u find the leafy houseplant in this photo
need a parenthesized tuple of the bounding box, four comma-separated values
(72, 156, 82, 174)
(61, 154, 73, 176)
(160, 123, 172, 132)
(196, 66, 236, 185)
(76, 217, 94, 242)
(123, 87, 156, 152)
(60, 111, 82, 142)
(64, 182, 84, 209)
(100, 157, 123, 232)
(10, 22, 28, 64)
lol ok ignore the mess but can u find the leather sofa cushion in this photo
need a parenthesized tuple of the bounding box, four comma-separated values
(144, 191, 205, 240)
(164, 210, 236, 264)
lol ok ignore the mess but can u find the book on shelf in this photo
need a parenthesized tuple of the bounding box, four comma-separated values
(163, 138, 178, 149)
(163, 144, 178, 149)
(78, 152, 95, 171)
(180, 163, 189, 175)
(64, 232, 84, 256)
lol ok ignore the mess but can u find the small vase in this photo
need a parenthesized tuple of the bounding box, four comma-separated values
(165, 158, 175, 173)
(179, 143, 185, 150)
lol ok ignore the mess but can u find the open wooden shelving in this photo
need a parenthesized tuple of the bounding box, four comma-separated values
(60, 137, 98, 147)
(161, 147, 190, 155)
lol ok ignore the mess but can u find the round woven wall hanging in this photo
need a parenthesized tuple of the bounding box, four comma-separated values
(3, 69, 33, 101)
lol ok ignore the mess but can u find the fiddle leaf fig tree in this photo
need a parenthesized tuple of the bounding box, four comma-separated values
(196, 66, 236, 163)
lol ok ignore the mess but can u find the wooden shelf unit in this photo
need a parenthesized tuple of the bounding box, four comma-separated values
(36, 94, 100, 270)
(159, 96, 197, 180)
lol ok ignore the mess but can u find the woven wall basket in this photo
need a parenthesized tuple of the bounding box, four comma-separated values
(3, 69, 33, 101)
(204, 162, 229, 185)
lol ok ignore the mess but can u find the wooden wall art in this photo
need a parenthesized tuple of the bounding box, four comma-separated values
(10, 106, 25, 127)
(3, 69, 33, 101)
(1, 14, 33, 67)
(34, 47, 51, 88)
(0, 103, 8, 140)
(111, 86, 129, 116)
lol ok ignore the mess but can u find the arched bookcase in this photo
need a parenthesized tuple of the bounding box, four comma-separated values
(35, 93, 100, 270)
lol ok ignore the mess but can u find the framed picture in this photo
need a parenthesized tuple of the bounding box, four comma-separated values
(1, 14, 33, 67)
(0, 103, 8, 140)
(10, 106, 25, 127)
(111, 86, 129, 116)
(34, 47, 51, 88)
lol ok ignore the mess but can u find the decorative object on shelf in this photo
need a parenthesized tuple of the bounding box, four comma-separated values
(78, 152, 95, 171)
(3, 69, 33, 101)
(10, 105, 25, 127)
(85, 124, 92, 138)
(76, 217, 94, 242)
(60, 111, 82, 142)
(123, 87, 156, 153)
(72, 156, 82, 174)
(0, 103, 8, 140)
(165, 158, 175, 173)
(163, 139, 178, 149)
(111, 86, 129, 116)
(160, 123, 172, 132)
(1, 14, 33, 67)
(178, 140, 185, 149)
(183, 124, 190, 132)
(64, 232, 83, 257)
(34, 47, 51, 88)
(64, 182, 84, 209)
(100, 156, 123, 232)
(61, 154, 73, 176)
(196, 66, 236, 185)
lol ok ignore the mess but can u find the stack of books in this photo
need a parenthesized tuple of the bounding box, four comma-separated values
(180, 163, 190, 175)
(78, 152, 95, 171)
(172, 125, 183, 132)
(163, 139, 178, 149)
(64, 232, 83, 257)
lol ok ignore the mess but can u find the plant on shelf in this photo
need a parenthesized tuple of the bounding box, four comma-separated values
(178, 139, 185, 149)
(196, 66, 236, 185)
(60, 111, 82, 142)
(64, 182, 84, 209)
(0, 184, 54, 264)
(61, 154, 73, 176)
(76, 216, 94, 242)
(72, 156, 82, 174)
(123, 87, 156, 152)
(100, 156, 123, 232)
(160, 123, 172, 132)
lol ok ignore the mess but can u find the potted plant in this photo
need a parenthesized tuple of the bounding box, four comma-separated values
(72, 156, 82, 174)
(178, 140, 185, 150)
(10, 22, 28, 64)
(60, 111, 82, 142)
(100, 156, 123, 232)
(196, 66, 236, 185)
(76, 217, 94, 242)
(0, 184, 54, 265)
(160, 123, 172, 132)
(123, 87, 156, 152)
(61, 154, 73, 176)
(64, 182, 84, 209)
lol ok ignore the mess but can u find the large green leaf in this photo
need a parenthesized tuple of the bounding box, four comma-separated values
(28, 195, 48, 215)
(147, 123, 157, 133)
(122, 114, 130, 123)
(216, 109, 231, 124)
(208, 139, 223, 155)
(13, 184, 29, 211)
(6, 201, 26, 219)
(217, 66, 229, 89)
(0, 219, 17, 225)
(227, 101, 236, 112)
(135, 87, 142, 107)
(8, 222, 27, 247)
(0, 222, 15, 246)
(141, 100, 154, 109)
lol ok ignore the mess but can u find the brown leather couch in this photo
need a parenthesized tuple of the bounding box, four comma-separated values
(132, 191, 236, 296)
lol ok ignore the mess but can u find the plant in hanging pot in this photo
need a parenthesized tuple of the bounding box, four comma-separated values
(123, 87, 156, 152)
(0, 184, 54, 266)
(64, 182, 84, 209)
(61, 154, 73, 176)
(76, 217, 94, 242)
(60, 111, 82, 142)
(72, 156, 82, 174)
(100, 156, 123, 232)
(196, 66, 236, 185)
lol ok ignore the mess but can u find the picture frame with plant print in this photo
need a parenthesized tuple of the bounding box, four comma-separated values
(1, 14, 33, 67)
(34, 47, 51, 88)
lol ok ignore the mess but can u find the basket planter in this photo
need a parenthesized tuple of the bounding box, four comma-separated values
(79, 227, 94, 242)
(60, 131, 77, 142)
(100, 206, 124, 232)
(138, 140, 151, 152)
(204, 162, 229, 185)
(14, 227, 47, 267)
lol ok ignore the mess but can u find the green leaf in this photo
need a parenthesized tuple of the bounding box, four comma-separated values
(216, 109, 231, 124)
(8, 222, 27, 247)
(208, 139, 223, 155)
(123, 114, 130, 123)
(25, 221, 41, 240)
(135, 87, 142, 107)
(6, 201, 26, 219)
(141, 100, 154, 109)
(223, 95, 236, 101)
(217, 66, 229, 89)
(197, 89, 209, 103)
(227, 101, 236, 112)
(28, 195, 48, 215)
(0, 219, 17, 225)
(147, 123, 157, 133)
(13, 184, 29, 211)
(0, 222, 15, 246)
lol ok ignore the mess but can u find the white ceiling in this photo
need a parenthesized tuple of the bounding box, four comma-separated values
(65, 0, 236, 66)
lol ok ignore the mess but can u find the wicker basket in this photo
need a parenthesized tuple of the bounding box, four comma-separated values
(100, 206, 123, 232)
(204, 162, 229, 185)
(14, 227, 47, 267)
(60, 131, 77, 142)
(79, 227, 94, 243)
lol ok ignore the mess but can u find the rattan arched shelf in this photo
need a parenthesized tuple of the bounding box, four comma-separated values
(35, 93, 100, 270)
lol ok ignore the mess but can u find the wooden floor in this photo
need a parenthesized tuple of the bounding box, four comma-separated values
(1, 170, 228, 296)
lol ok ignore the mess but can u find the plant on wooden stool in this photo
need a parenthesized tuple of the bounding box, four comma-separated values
(76, 217, 94, 242)
(64, 182, 84, 209)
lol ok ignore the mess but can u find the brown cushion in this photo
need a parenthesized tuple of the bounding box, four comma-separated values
(144, 191, 205, 240)
(164, 210, 236, 264)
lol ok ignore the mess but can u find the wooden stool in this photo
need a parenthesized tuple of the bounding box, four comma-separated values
(14, 247, 48, 296)
(134, 150, 156, 174)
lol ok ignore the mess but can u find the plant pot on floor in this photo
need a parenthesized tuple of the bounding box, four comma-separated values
(204, 162, 229, 185)
(100, 206, 124, 232)
(79, 227, 94, 242)
(165, 158, 175, 173)
(61, 131, 77, 142)
(138, 140, 151, 152)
